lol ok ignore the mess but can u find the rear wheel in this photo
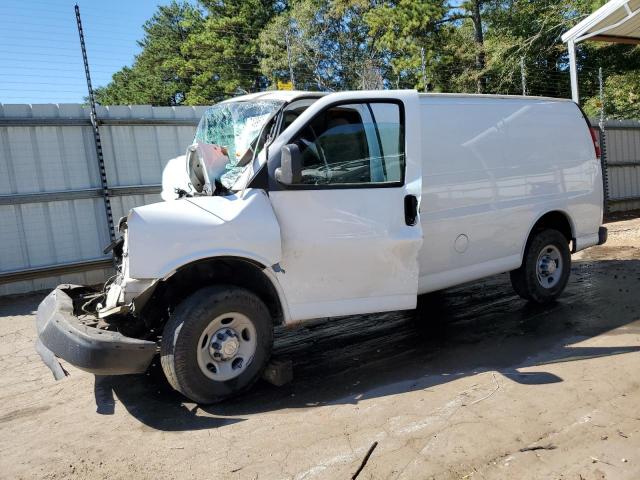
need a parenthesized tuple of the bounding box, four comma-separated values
(510, 229, 571, 304)
(160, 286, 273, 404)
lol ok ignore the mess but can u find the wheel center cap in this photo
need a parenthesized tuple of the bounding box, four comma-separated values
(540, 257, 556, 275)
(222, 338, 239, 356)
(210, 329, 240, 360)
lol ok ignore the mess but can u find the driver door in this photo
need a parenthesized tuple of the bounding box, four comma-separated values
(268, 91, 423, 322)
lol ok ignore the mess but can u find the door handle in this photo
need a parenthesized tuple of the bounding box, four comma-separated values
(404, 195, 418, 226)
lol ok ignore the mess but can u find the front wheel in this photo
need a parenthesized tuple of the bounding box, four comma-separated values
(510, 229, 571, 304)
(160, 286, 273, 404)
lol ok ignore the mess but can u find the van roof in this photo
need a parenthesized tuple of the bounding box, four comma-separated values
(418, 92, 574, 103)
(219, 90, 573, 104)
(220, 91, 327, 104)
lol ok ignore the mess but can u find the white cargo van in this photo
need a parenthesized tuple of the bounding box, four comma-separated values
(36, 90, 607, 403)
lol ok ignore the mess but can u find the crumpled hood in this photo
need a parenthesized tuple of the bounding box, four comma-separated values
(126, 189, 281, 279)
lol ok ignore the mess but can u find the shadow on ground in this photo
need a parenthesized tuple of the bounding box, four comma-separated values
(94, 259, 640, 431)
(0, 292, 47, 316)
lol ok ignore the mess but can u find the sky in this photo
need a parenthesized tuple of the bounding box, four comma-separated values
(0, 0, 182, 104)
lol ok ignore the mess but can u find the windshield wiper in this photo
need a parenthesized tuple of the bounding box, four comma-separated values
(175, 188, 193, 199)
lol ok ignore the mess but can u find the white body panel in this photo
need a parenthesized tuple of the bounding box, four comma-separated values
(119, 91, 603, 326)
(270, 187, 421, 321)
(268, 91, 423, 321)
(416, 95, 602, 294)
(127, 189, 281, 279)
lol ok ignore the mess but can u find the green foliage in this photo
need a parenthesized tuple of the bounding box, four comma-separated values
(364, 0, 448, 90)
(94, 1, 203, 106)
(95, 0, 640, 118)
(584, 71, 640, 119)
(259, 0, 339, 91)
(181, 0, 277, 104)
(479, 0, 581, 97)
(259, 0, 386, 91)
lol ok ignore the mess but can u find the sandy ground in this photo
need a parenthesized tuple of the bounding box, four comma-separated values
(1, 216, 639, 480)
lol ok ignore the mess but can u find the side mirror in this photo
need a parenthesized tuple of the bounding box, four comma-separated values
(275, 144, 302, 185)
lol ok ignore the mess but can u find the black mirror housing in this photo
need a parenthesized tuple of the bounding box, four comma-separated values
(275, 144, 302, 185)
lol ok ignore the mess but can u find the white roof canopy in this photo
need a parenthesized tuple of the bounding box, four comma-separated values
(563, 0, 640, 103)
(562, 0, 640, 45)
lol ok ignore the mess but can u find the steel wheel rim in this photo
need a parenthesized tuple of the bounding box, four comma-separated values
(536, 244, 563, 289)
(196, 312, 257, 381)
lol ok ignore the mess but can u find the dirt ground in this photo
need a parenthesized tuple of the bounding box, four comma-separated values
(1, 216, 639, 480)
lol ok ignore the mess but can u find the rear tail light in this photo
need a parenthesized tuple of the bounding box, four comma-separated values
(589, 127, 601, 159)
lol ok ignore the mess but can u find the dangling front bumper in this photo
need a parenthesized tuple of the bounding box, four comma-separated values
(35, 285, 157, 378)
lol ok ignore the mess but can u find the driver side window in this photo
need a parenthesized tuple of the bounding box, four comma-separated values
(290, 102, 404, 186)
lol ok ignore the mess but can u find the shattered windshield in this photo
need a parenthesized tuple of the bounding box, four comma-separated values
(193, 99, 284, 189)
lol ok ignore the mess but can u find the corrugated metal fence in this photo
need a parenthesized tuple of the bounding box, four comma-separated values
(602, 120, 640, 212)
(0, 105, 639, 296)
(0, 104, 206, 296)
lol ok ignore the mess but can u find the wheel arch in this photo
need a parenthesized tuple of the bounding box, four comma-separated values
(522, 210, 575, 259)
(140, 256, 288, 329)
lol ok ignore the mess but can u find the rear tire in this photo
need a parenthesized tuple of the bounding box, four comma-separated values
(160, 286, 273, 404)
(510, 229, 571, 304)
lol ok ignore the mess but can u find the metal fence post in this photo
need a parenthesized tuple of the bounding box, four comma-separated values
(520, 57, 527, 96)
(599, 126, 611, 216)
(285, 30, 296, 90)
(75, 4, 116, 244)
(421, 47, 428, 92)
(599, 67, 605, 127)
(598, 67, 610, 216)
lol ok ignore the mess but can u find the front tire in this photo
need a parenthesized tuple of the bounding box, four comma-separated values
(160, 286, 273, 404)
(510, 229, 571, 304)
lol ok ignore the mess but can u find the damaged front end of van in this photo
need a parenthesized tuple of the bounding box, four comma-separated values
(34, 212, 167, 378)
(35, 96, 289, 379)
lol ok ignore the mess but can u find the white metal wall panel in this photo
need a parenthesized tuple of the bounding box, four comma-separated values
(610, 199, 640, 212)
(0, 199, 111, 295)
(0, 103, 107, 296)
(0, 103, 201, 296)
(606, 126, 640, 164)
(98, 105, 205, 187)
(611, 165, 640, 197)
(0, 205, 27, 271)
(0, 268, 114, 297)
(110, 193, 163, 223)
(0, 104, 99, 195)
